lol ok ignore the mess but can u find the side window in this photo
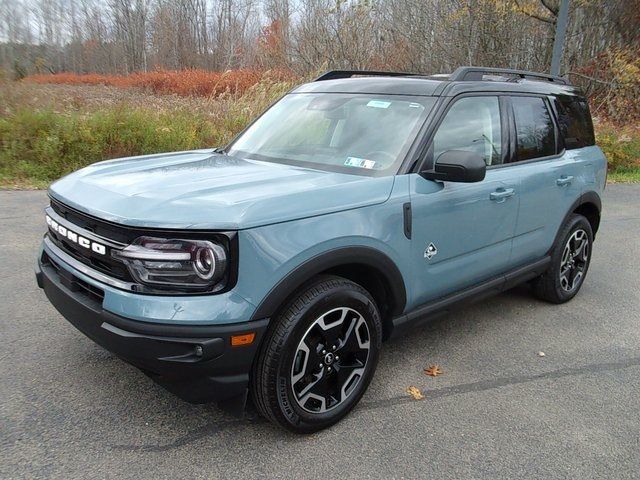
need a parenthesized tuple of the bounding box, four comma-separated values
(511, 96, 556, 161)
(553, 97, 595, 149)
(432, 96, 502, 166)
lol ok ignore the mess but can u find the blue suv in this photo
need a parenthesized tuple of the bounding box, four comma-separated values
(36, 67, 606, 432)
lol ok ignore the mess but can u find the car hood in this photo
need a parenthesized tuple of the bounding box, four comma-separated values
(49, 150, 395, 230)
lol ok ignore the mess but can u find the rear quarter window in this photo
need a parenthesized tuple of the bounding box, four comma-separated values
(553, 97, 595, 149)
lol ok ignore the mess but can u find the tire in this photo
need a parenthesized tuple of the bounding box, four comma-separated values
(532, 214, 593, 304)
(251, 275, 382, 433)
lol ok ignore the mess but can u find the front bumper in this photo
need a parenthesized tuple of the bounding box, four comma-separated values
(36, 248, 269, 406)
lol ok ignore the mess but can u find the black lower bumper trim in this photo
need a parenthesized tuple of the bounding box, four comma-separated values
(36, 254, 269, 405)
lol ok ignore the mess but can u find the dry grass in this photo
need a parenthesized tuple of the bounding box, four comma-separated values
(23, 69, 293, 97)
(1, 74, 638, 188)
(0, 79, 296, 188)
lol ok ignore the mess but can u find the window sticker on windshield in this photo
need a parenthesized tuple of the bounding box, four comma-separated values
(366, 100, 391, 109)
(345, 157, 376, 169)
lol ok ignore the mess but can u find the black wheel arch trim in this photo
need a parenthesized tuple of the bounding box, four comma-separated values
(553, 191, 601, 246)
(250, 246, 407, 321)
(578, 190, 602, 213)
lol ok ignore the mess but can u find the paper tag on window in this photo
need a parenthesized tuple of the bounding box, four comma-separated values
(366, 100, 391, 109)
(345, 157, 376, 169)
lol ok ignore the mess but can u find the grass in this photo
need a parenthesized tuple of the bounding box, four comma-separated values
(0, 107, 221, 185)
(607, 168, 640, 183)
(23, 69, 292, 97)
(595, 121, 640, 182)
(0, 79, 294, 188)
(0, 78, 638, 188)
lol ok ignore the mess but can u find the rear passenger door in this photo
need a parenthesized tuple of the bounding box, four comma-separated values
(504, 95, 583, 266)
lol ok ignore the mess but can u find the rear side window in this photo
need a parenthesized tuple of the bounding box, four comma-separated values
(511, 96, 556, 161)
(553, 97, 595, 149)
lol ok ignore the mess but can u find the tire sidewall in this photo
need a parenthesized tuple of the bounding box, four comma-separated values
(274, 285, 382, 432)
(550, 215, 593, 301)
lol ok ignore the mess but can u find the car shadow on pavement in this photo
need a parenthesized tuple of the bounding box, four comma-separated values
(90, 282, 640, 450)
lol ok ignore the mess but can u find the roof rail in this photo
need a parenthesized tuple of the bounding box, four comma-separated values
(449, 66, 570, 85)
(314, 70, 418, 82)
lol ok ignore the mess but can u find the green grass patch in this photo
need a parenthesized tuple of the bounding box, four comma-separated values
(1, 91, 638, 188)
(0, 80, 296, 189)
(607, 168, 640, 183)
(597, 123, 640, 182)
(0, 107, 232, 187)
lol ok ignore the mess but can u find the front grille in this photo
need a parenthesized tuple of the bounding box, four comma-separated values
(48, 200, 134, 282)
(48, 234, 132, 280)
(43, 251, 105, 305)
(50, 198, 137, 244)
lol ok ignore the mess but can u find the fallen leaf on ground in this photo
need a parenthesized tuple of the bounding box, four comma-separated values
(406, 386, 424, 400)
(424, 364, 443, 377)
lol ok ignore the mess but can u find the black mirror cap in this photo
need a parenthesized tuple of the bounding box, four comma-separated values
(421, 150, 487, 183)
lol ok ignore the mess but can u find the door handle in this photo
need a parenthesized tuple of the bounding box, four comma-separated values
(490, 188, 515, 202)
(556, 175, 574, 186)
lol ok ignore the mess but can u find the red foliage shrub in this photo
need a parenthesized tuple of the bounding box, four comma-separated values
(23, 69, 293, 97)
(570, 48, 640, 125)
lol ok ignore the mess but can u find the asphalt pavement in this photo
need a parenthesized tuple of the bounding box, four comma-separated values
(1, 185, 639, 479)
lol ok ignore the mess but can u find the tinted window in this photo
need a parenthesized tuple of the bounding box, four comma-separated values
(512, 96, 556, 161)
(554, 97, 595, 149)
(432, 96, 502, 166)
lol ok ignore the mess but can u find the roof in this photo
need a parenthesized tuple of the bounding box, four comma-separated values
(292, 76, 446, 97)
(291, 68, 584, 98)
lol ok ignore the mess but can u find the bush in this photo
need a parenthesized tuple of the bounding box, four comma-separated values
(0, 107, 224, 185)
(1, 75, 637, 188)
(23, 69, 293, 98)
(0, 78, 295, 187)
(573, 48, 640, 126)
(596, 122, 640, 172)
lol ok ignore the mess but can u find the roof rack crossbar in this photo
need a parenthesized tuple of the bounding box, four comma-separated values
(449, 66, 569, 85)
(314, 70, 418, 82)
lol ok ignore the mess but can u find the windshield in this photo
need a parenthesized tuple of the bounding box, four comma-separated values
(227, 93, 436, 175)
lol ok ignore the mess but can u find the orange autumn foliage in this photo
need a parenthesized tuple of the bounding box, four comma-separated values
(23, 69, 293, 98)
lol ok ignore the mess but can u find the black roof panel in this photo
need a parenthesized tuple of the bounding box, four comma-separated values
(291, 73, 584, 98)
(292, 77, 445, 96)
(443, 79, 583, 97)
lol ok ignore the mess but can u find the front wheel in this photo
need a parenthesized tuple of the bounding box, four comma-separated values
(532, 213, 593, 303)
(251, 275, 382, 433)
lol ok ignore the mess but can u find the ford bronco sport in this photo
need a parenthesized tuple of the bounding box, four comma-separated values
(36, 67, 606, 433)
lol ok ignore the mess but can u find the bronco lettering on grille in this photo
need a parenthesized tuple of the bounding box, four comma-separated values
(46, 215, 107, 255)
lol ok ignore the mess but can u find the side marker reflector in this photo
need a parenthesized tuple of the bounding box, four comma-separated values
(231, 333, 255, 346)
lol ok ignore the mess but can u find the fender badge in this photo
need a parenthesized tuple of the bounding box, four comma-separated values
(424, 243, 438, 260)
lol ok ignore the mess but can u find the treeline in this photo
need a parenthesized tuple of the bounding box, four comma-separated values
(1, 0, 637, 78)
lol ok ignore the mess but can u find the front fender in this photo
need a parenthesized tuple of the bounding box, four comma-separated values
(250, 244, 407, 320)
(235, 198, 412, 321)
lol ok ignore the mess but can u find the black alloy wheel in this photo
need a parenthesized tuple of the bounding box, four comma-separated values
(532, 213, 593, 303)
(251, 275, 382, 433)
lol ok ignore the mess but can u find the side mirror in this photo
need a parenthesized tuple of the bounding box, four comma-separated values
(421, 150, 486, 183)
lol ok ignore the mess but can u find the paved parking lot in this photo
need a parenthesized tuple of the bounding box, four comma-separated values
(1, 185, 639, 479)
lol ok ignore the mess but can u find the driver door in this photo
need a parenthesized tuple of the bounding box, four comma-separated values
(409, 95, 519, 306)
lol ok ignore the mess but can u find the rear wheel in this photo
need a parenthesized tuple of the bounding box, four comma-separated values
(251, 275, 382, 433)
(532, 214, 593, 303)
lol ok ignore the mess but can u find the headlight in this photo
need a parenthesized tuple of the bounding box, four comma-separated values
(113, 236, 228, 292)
